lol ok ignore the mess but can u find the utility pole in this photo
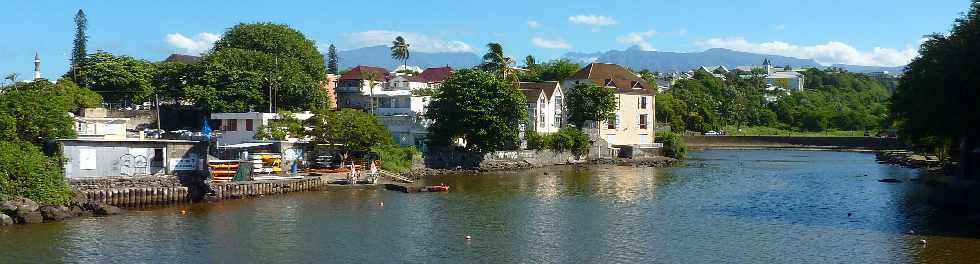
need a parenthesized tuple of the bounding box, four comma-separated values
(155, 93, 162, 130)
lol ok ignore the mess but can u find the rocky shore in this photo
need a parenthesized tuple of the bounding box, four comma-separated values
(407, 156, 680, 178)
(588, 156, 680, 167)
(876, 150, 943, 168)
(0, 196, 122, 226)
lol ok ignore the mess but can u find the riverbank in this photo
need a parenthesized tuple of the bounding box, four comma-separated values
(683, 135, 905, 151)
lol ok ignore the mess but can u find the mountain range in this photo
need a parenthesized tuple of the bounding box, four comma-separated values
(331, 45, 905, 73)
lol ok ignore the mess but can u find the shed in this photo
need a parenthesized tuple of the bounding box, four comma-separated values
(59, 138, 207, 178)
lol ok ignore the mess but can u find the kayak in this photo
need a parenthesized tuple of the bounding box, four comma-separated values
(425, 185, 450, 192)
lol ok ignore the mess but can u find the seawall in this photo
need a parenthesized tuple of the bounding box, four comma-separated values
(683, 136, 906, 151)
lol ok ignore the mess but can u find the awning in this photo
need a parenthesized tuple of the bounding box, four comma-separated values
(217, 142, 274, 149)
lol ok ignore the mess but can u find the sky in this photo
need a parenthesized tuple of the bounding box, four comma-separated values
(0, 0, 971, 81)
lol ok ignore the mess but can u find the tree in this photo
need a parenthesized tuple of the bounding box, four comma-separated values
(565, 83, 617, 128)
(183, 48, 270, 112)
(0, 79, 101, 146)
(307, 108, 393, 159)
(479, 43, 514, 79)
(0, 141, 73, 205)
(74, 51, 156, 105)
(3, 73, 17, 85)
(255, 111, 305, 140)
(390, 36, 410, 70)
(327, 44, 339, 74)
(209, 22, 328, 111)
(426, 69, 528, 152)
(71, 9, 88, 71)
(524, 55, 537, 69)
(152, 61, 192, 103)
(891, 0, 980, 179)
(539, 59, 580, 81)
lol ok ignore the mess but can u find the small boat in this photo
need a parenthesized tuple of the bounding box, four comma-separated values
(425, 183, 450, 192)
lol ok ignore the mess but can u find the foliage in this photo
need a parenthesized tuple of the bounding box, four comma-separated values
(254, 111, 305, 140)
(327, 44, 339, 74)
(152, 61, 192, 103)
(71, 9, 88, 68)
(0, 141, 73, 205)
(209, 22, 328, 111)
(565, 83, 617, 128)
(371, 144, 416, 173)
(541, 128, 591, 156)
(390, 36, 410, 68)
(74, 51, 156, 104)
(525, 130, 544, 150)
(426, 69, 528, 153)
(479, 43, 515, 79)
(0, 79, 101, 146)
(307, 108, 394, 158)
(519, 59, 581, 82)
(183, 48, 270, 112)
(891, 1, 980, 177)
(655, 132, 687, 159)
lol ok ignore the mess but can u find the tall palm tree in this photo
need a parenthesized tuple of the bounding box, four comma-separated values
(364, 72, 379, 114)
(391, 36, 410, 71)
(480, 43, 514, 79)
(4, 73, 18, 85)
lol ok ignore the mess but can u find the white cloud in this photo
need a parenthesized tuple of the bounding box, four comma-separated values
(527, 20, 542, 28)
(695, 37, 918, 67)
(532, 37, 571, 49)
(616, 30, 657, 51)
(165, 32, 220, 55)
(342, 30, 474, 53)
(568, 15, 617, 26)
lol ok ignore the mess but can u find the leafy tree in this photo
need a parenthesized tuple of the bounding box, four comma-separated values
(184, 48, 270, 112)
(565, 83, 617, 128)
(479, 43, 515, 79)
(655, 132, 687, 159)
(542, 128, 591, 157)
(71, 9, 88, 70)
(74, 51, 156, 105)
(390, 36, 410, 69)
(307, 108, 393, 159)
(891, 0, 980, 179)
(3, 73, 18, 87)
(0, 79, 102, 146)
(209, 22, 328, 111)
(426, 69, 528, 152)
(0, 141, 73, 205)
(327, 44, 339, 74)
(538, 59, 580, 81)
(254, 111, 305, 140)
(152, 61, 192, 103)
(524, 55, 536, 68)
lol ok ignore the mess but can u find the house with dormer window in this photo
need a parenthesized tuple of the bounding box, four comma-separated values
(562, 63, 656, 148)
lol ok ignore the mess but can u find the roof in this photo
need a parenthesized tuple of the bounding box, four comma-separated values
(420, 67, 453, 83)
(567, 63, 654, 95)
(519, 89, 543, 102)
(519, 81, 560, 99)
(340, 66, 390, 81)
(164, 54, 201, 64)
(392, 75, 427, 82)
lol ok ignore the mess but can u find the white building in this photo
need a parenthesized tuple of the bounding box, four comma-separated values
(73, 108, 128, 140)
(210, 112, 315, 146)
(519, 81, 564, 134)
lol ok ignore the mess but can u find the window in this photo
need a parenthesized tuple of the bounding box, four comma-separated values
(639, 114, 648, 129)
(245, 119, 253, 131)
(554, 116, 561, 128)
(639, 96, 648, 109)
(607, 114, 617, 129)
(554, 95, 563, 110)
(224, 119, 237, 131)
(539, 113, 545, 128)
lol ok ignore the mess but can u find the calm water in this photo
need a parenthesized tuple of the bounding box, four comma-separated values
(2, 150, 979, 263)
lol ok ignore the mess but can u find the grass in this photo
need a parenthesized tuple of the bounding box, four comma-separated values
(719, 125, 867, 137)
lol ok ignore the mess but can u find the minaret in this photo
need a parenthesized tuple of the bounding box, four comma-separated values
(33, 51, 41, 80)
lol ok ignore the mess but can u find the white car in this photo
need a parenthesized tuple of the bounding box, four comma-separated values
(704, 131, 720, 136)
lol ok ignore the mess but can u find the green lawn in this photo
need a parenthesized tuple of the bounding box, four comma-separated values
(719, 125, 867, 137)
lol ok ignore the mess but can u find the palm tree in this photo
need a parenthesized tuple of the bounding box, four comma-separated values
(391, 36, 410, 71)
(364, 72, 379, 115)
(4, 73, 18, 85)
(480, 43, 514, 79)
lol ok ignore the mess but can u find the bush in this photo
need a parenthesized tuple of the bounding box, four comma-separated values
(371, 145, 417, 173)
(525, 130, 544, 150)
(540, 128, 591, 156)
(656, 132, 687, 159)
(0, 141, 73, 205)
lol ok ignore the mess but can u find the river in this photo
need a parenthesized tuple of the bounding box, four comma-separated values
(2, 150, 979, 263)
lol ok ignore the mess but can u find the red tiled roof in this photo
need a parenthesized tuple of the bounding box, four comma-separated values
(420, 67, 453, 83)
(340, 66, 390, 81)
(568, 63, 654, 95)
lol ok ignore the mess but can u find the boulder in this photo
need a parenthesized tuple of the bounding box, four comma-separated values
(86, 202, 122, 216)
(13, 208, 43, 224)
(39, 206, 71, 221)
(0, 213, 13, 226)
(2, 197, 39, 213)
(0, 200, 17, 213)
(68, 205, 90, 217)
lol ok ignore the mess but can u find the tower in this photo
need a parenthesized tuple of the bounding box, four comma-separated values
(762, 58, 772, 75)
(33, 51, 41, 80)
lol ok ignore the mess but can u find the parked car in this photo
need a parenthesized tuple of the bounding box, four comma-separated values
(704, 131, 720, 136)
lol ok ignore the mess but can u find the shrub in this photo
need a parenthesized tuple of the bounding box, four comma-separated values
(525, 130, 545, 150)
(371, 144, 417, 173)
(541, 128, 591, 156)
(0, 141, 73, 205)
(656, 132, 687, 159)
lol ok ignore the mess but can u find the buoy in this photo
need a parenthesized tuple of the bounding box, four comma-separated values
(919, 239, 927, 245)
(464, 235, 472, 240)
(379, 202, 384, 207)
(180, 210, 187, 215)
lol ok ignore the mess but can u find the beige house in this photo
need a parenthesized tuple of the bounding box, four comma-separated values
(562, 63, 656, 148)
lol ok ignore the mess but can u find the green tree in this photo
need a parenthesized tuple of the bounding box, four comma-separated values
(655, 132, 687, 159)
(0, 141, 73, 205)
(542, 128, 591, 156)
(307, 108, 394, 159)
(254, 111, 305, 140)
(0, 79, 102, 146)
(891, 0, 980, 179)
(327, 44, 339, 74)
(426, 69, 528, 152)
(184, 48, 270, 112)
(152, 61, 192, 103)
(71, 9, 88, 72)
(524, 55, 536, 69)
(209, 22, 328, 111)
(565, 83, 617, 128)
(74, 51, 156, 105)
(538, 59, 581, 81)
(390, 36, 410, 70)
(479, 43, 515, 79)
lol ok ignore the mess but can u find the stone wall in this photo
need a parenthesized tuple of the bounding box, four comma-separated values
(421, 149, 581, 170)
(683, 136, 905, 150)
(68, 175, 182, 192)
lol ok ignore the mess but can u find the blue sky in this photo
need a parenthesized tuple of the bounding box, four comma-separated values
(0, 0, 971, 80)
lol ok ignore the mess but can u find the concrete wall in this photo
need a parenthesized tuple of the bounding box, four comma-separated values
(61, 140, 206, 178)
(683, 136, 905, 150)
(421, 149, 580, 170)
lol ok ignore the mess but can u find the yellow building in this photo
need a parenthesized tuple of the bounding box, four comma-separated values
(563, 63, 657, 149)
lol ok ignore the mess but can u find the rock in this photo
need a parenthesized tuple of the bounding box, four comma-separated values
(2, 197, 40, 213)
(0, 200, 17, 213)
(13, 208, 43, 224)
(87, 202, 122, 216)
(0, 213, 13, 226)
(878, 178, 902, 183)
(39, 206, 71, 221)
(68, 205, 89, 217)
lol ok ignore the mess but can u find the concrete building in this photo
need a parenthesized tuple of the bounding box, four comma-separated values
(336, 66, 391, 110)
(210, 112, 315, 146)
(74, 108, 129, 140)
(734, 59, 806, 92)
(519, 81, 564, 134)
(60, 139, 205, 178)
(323, 74, 339, 110)
(563, 63, 656, 148)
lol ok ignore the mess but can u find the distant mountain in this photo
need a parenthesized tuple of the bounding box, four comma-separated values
(830, 64, 905, 73)
(334, 45, 482, 71)
(563, 46, 905, 73)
